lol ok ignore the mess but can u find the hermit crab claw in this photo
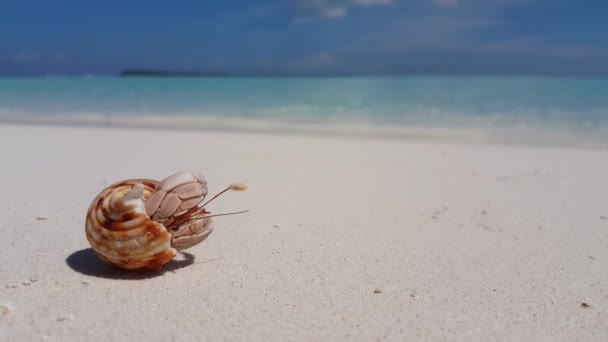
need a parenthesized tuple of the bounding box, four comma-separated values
(144, 170, 208, 224)
(144, 170, 248, 251)
(143, 170, 211, 250)
(169, 217, 214, 251)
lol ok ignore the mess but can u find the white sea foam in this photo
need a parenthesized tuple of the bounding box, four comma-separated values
(1, 76, 607, 148)
(1, 110, 607, 149)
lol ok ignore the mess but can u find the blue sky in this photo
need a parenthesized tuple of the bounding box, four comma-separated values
(1, 0, 607, 76)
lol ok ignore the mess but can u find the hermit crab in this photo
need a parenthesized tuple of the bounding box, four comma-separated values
(85, 170, 247, 270)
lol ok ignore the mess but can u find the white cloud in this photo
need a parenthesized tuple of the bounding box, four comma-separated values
(432, 0, 535, 10)
(433, 0, 460, 8)
(354, 0, 394, 6)
(10, 52, 67, 66)
(293, 0, 394, 19)
(292, 52, 338, 70)
(12, 52, 39, 64)
(53, 54, 66, 63)
(320, 6, 347, 18)
(349, 0, 538, 53)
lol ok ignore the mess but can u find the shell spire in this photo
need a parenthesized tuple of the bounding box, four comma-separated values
(85, 179, 176, 270)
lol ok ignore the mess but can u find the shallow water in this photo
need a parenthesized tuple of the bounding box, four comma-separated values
(1, 76, 607, 145)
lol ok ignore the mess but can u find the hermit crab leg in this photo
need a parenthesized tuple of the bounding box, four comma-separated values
(171, 205, 210, 227)
(172, 183, 248, 227)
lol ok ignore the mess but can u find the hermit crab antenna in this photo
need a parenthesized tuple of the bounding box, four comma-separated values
(202, 210, 250, 218)
(199, 183, 248, 208)
(182, 210, 250, 223)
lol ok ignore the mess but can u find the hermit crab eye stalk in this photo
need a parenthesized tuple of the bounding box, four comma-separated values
(229, 183, 248, 191)
(199, 183, 248, 208)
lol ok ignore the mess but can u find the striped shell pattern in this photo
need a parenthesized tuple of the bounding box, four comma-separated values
(85, 170, 212, 270)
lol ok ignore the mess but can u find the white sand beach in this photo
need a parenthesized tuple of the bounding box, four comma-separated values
(0, 123, 607, 341)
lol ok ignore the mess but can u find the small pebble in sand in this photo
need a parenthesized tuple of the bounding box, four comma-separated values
(373, 288, 383, 294)
(588, 256, 596, 260)
(56, 314, 75, 322)
(1, 305, 12, 316)
(81, 280, 90, 286)
(6, 283, 18, 289)
(22, 279, 32, 286)
(481, 210, 487, 215)
(600, 216, 607, 220)
(274, 224, 281, 228)
(581, 302, 590, 308)
(36, 215, 49, 221)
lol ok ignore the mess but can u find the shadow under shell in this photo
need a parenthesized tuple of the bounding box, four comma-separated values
(66, 248, 195, 280)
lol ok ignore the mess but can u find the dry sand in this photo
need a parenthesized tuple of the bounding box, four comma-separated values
(0, 123, 607, 341)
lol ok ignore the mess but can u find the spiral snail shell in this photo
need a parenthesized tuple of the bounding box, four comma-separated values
(85, 170, 246, 270)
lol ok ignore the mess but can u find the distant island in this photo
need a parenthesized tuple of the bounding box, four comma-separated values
(120, 69, 233, 77)
(119, 69, 359, 78)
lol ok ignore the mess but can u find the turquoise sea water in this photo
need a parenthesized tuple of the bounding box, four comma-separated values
(1, 76, 607, 132)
